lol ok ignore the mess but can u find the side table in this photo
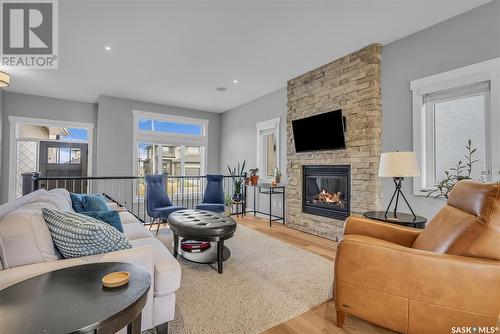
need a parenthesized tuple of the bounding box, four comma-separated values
(363, 210, 427, 229)
(0, 262, 151, 334)
(245, 183, 285, 227)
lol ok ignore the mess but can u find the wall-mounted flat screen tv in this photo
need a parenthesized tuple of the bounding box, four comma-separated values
(292, 109, 346, 152)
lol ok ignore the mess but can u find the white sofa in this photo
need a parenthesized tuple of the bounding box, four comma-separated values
(0, 188, 181, 333)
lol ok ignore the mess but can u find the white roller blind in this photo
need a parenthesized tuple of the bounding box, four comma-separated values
(424, 81, 490, 104)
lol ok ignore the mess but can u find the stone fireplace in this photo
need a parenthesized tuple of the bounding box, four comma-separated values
(286, 44, 383, 241)
(303, 165, 350, 221)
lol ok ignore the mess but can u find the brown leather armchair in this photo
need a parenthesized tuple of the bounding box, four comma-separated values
(334, 180, 500, 334)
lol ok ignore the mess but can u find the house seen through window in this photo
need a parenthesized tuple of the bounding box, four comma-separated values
(134, 113, 208, 198)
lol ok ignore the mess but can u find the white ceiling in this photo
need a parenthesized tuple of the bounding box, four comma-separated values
(3, 0, 490, 113)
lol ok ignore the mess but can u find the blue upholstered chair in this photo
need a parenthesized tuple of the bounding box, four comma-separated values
(145, 174, 186, 234)
(196, 174, 225, 213)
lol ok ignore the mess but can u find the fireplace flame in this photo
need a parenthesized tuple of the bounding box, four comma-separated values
(315, 190, 345, 206)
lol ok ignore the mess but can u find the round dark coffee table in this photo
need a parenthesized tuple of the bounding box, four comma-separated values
(168, 209, 237, 274)
(363, 210, 427, 228)
(0, 262, 150, 334)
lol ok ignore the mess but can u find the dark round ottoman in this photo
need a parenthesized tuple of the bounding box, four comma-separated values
(167, 209, 237, 274)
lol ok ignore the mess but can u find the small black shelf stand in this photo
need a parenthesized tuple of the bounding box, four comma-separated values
(243, 183, 285, 227)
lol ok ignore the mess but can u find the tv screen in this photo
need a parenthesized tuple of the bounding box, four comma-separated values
(292, 109, 346, 152)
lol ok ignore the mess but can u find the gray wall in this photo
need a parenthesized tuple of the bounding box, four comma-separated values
(220, 87, 287, 215)
(0, 92, 97, 203)
(0, 93, 221, 203)
(0, 90, 3, 195)
(96, 95, 220, 176)
(381, 0, 500, 219)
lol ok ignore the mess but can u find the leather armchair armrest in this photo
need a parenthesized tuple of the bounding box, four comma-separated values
(342, 215, 421, 247)
(335, 235, 500, 317)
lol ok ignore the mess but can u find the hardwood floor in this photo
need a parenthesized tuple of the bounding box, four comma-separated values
(234, 215, 395, 334)
(236, 215, 337, 261)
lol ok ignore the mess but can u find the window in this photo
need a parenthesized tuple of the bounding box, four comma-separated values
(427, 83, 489, 182)
(257, 118, 280, 180)
(138, 118, 202, 136)
(47, 147, 82, 164)
(133, 111, 208, 198)
(9, 117, 93, 200)
(411, 58, 500, 195)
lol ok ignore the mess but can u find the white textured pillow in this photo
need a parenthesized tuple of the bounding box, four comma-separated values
(48, 188, 73, 211)
(31, 189, 73, 212)
(0, 201, 60, 269)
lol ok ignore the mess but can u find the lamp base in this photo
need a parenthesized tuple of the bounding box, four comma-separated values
(384, 177, 417, 220)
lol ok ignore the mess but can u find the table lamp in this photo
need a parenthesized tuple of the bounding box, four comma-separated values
(378, 151, 420, 219)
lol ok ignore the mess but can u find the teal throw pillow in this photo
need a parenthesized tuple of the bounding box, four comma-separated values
(70, 193, 110, 213)
(82, 194, 109, 212)
(82, 210, 123, 232)
(70, 193, 85, 212)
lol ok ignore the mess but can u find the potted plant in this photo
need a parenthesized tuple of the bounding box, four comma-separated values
(273, 167, 282, 184)
(422, 139, 481, 199)
(224, 194, 233, 216)
(249, 168, 259, 185)
(228, 160, 246, 202)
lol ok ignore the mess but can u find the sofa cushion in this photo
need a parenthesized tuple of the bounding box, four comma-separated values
(119, 211, 142, 225)
(130, 237, 181, 296)
(81, 210, 123, 232)
(0, 189, 47, 221)
(0, 201, 59, 269)
(123, 223, 153, 240)
(42, 209, 131, 259)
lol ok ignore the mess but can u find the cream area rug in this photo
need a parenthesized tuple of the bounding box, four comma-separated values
(153, 223, 334, 334)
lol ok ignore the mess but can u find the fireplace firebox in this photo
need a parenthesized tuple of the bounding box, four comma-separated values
(302, 165, 350, 220)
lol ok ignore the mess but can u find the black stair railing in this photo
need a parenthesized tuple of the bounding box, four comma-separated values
(22, 172, 245, 226)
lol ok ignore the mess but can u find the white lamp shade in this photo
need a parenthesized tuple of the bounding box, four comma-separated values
(378, 151, 420, 177)
(0, 71, 10, 88)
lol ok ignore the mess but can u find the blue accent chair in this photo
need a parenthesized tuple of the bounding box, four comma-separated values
(196, 174, 225, 213)
(146, 174, 186, 234)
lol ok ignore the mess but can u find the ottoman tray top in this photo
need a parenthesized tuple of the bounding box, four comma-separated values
(167, 209, 237, 239)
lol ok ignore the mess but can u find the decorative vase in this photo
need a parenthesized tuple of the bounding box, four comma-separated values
(223, 206, 232, 217)
(275, 175, 281, 184)
(250, 175, 259, 185)
(232, 193, 242, 202)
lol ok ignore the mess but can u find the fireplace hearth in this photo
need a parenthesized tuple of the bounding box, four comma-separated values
(303, 165, 350, 220)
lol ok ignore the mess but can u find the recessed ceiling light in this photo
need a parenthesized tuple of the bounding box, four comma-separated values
(104, 46, 111, 51)
(233, 79, 239, 84)
(216, 87, 227, 92)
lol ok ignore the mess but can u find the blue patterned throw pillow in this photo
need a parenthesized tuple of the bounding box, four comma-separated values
(42, 208, 132, 259)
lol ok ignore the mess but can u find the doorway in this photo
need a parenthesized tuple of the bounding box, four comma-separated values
(9, 117, 93, 200)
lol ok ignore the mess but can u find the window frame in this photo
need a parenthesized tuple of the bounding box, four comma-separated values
(8, 116, 94, 201)
(256, 117, 280, 182)
(410, 57, 500, 196)
(132, 110, 209, 199)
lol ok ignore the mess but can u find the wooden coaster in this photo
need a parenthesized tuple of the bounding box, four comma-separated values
(102, 271, 130, 288)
